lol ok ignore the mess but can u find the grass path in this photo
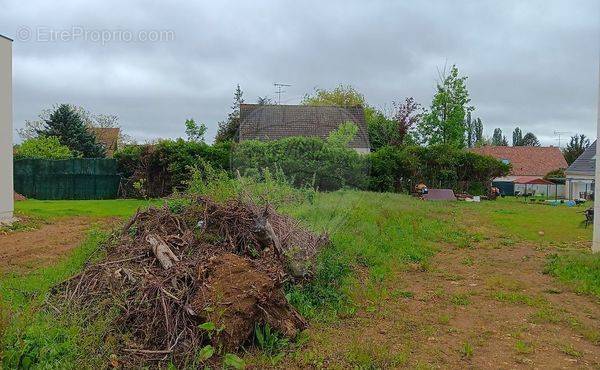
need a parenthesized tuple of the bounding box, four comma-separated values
(250, 194, 600, 368)
(282, 224, 599, 368)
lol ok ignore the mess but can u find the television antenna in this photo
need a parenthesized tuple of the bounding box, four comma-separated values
(553, 130, 572, 148)
(274, 83, 291, 105)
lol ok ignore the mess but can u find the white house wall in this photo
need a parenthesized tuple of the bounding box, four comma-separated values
(564, 176, 595, 200)
(0, 36, 13, 222)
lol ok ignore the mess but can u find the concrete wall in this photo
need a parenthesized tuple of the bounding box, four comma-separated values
(0, 36, 13, 222)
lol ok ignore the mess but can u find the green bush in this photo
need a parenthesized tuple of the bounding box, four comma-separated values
(185, 161, 315, 207)
(231, 136, 369, 191)
(114, 140, 231, 197)
(368, 144, 509, 193)
(14, 136, 74, 160)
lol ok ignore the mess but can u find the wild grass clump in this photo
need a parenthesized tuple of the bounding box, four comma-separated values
(545, 252, 600, 298)
(185, 161, 315, 207)
(0, 228, 111, 368)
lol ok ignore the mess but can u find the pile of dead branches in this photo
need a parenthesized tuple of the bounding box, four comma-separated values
(52, 196, 328, 366)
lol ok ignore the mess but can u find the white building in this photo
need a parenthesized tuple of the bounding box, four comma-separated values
(564, 140, 595, 200)
(0, 34, 13, 222)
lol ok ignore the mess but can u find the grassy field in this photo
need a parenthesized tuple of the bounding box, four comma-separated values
(15, 199, 160, 220)
(1, 193, 599, 368)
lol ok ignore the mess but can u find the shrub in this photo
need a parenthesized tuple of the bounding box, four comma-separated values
(231, 136, 369, 191)
(114, 140, 231, 197)
(14, 136, 74, 160)
(185, 161, 315, 207)
(369, 144, 509, 194)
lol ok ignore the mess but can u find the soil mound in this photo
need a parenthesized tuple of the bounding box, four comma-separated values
(192, 253, 307, 350)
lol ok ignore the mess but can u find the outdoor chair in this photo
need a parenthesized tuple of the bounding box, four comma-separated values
(584, 208, 594, 228)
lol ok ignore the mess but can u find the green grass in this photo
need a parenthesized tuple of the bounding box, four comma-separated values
(545, 253, 600, 299)
(2, 199, 157, 368)
(2, 192, 599, 368)
(281, 190, 471, 319)
(472, 197, 591, 244)
(460, 341, 474, 359)
(0, 228, 110, 368)
(493, 291, 545, 307)
(514, 339, 533, 354)
(15, 199, 160, 220)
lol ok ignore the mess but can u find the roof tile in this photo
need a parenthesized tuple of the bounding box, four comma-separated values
(238, 104, 370, 149)
(470, 146, 567, 176)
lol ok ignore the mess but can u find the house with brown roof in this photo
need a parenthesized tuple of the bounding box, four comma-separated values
(238, 104, 370, 153)
(89, 127, 120, 157)
(470, 146, 568, 196)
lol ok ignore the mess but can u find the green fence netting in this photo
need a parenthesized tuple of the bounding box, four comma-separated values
(14, 159, 121, 200)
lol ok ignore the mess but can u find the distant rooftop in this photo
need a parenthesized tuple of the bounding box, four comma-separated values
(470, 145, 568, 177)
(238, 104, 370, 150)
(566, 140, 596, 176)
(0, 34, 13, 42)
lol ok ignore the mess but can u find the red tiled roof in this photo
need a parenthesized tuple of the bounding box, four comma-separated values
(469, 146, 567, 176)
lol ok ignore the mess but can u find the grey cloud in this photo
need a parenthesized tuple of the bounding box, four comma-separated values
(1, 0, 598, 145)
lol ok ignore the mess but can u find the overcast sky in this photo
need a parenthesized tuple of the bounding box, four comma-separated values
(1, 0, 599, 146)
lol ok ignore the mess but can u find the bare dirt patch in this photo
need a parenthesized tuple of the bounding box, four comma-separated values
(0, 217, 107, 272)
(284, 241, 600, 369)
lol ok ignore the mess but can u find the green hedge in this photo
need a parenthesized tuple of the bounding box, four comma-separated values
(114, 140, 231, 197)
(368, 145, 510, 194)
(231, 137, 369, 191)
(114, 137, 508, 197)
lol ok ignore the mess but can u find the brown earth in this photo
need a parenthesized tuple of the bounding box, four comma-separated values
(193, 253, 307, 350)
(0, 217, 112, 273)
(279, 239, 600, 369)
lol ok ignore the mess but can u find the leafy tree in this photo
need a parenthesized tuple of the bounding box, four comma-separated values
(512, 127, 523, 146)
(465, 113, 484, 148)
(544, 168, 565, 183)
(465, 112, 474, 148)
(302, 84, 396, 151)
(184, 118, 207, 142)
(327, 121, 358, 147)
(563, 134, 590, 164)
(366, 109, 398, 151)
(36, 104, 106, 157)
(14, 136, 74, 160)
(215, 84, 244, 143)
(521, 132, 540, 147)
(19, 105, 133, 145)
(301, 84, 366, 107)
(393, 97, 422, 145)
(418, 65, 474, 147)
(471, 117, 484, 146)
(492, 128, 508, 146)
